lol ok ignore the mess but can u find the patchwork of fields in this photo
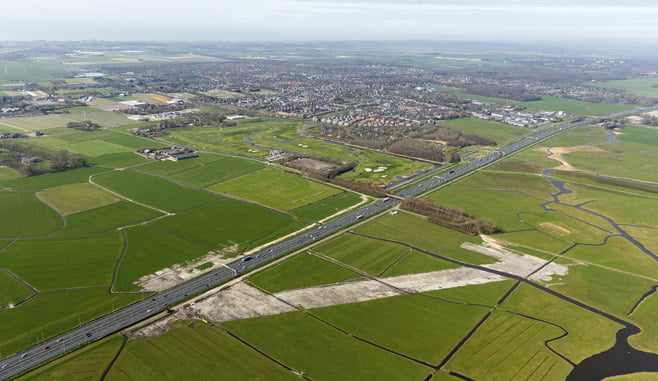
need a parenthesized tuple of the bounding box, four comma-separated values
(4, 95, 658, 381)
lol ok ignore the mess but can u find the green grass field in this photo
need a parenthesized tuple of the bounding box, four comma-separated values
(629, 288, 658, 353)
(19, 335, 125, 381)
(549, 259, 656, 317)
(424, 280, 515, 306)
(381, 249, 460, 277)
(114, 225, 207, 292)
(442, 118, 527, 145)
(502, 283, 623, 363)
(0, 166, 109, 191)
(0, 192, 62, 238)
(65, 140, 135, 157)
(92, 170, 218, 212)
(223, 311, 431, 381)
(446, 310, 573, 380)
(0, 288, 141, 356)
(354, 212, 495, 266)
(312, 293, 490, 363)
(590, 78, 658, 98)
(0, 232, 123, 290)
(291, 192, 362, 220)
(56, 201, 163, 235)
(152, 198, 295, 252)
(0, 270, 33, 307)
(0, 167, 21, 181)
(88, 152, 149, 168)
(565, 236, 658, 279)
(447, 87, 635, 115)
(163, 157, 264, 188)
(37, 183, 120, 215)
(105, 321, 296, 381)
(0, 110, 134, 132)
(0, 62, 68, 83)
(249, 253, 362, 293)
(207, 170, 341, 211)
(313, 233, 455, 276)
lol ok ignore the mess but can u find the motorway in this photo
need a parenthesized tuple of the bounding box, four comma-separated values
(0, 105, 655, 380)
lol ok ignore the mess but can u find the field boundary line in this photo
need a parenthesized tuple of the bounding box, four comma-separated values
(99, 336, 127, 381)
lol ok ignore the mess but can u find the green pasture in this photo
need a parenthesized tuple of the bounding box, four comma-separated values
(566, 237, 658, 279)
(312, 293, 490, 363)
(136, 153, 223, 176)
(0, 167, 21, 181)
(617, 126, 658, 147)
(447, 87, 635, 115)
(629, 289, 658, 353)
(0, 232, 123, 290)
(0, 62, 68, 82)
(354, 212, 495, 266)
(152, 198, 294, 252)
(446, 311, 573, 380)
(37, 182, 120, 215)
(223, 312, 430, 381)
(165, 157, 263, 188)
(591, 78, 658, 98)
(0, 192, 62, 238)
(540, 124, 609, 147)
(65, 140, 135, 157)
(208, 170, 341, 211)
(19, 335, 125, 381)
(0, 270, 33, 307)
(549, 259, 656, 318)
(105, 321, 296, 381)
(521, 210, 611, 245)
(114, 225, 207, 292)
(493, 230, 576, 255)
(503, 283, 623, 363)
(88, 152, 149, 168)
(0, 111, 133, 132)
(442, 118, 527, 145)
(56, 201, 163, 235)
(291, 192, 362, 221)
(520, 96, 634, 116)
(92, 170, 217, 212)
(427, 178, 550, 232)
(424, 280, 516, 306)
(488, 147, 560, 174)
(381, 250, 459, 277)
(0, 288, 141, 356)
(249, 253, 362, 293)
(1, 166, 108, 191)
(314, 233, 455, 276)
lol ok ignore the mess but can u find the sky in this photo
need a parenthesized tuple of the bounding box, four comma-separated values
(2, 0, 658, 42)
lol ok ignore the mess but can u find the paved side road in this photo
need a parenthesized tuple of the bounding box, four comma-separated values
(0, 105, 654, 380)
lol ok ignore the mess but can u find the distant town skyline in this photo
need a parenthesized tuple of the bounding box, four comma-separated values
(2, 0, 658, 43)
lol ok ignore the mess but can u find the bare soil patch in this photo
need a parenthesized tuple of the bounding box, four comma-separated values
(546, 145, 605, 172)
(539, 222, 572, 234)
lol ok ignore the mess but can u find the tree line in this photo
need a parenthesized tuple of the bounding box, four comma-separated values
(400, 197, 497, 235)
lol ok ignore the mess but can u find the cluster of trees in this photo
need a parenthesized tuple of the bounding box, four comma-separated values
(0, 142, 86, 177)
(460, 84, 542, 102)
(331, 178, 387, 198)
(283, 155, 356, 179)
(67, 120, 100, 131)
(643, 115, 658, 127)
(400, 197, 497, 235)
(594, 118, 626, 130)
(421, 126, 496, 148)
(388, 138, 443, 162)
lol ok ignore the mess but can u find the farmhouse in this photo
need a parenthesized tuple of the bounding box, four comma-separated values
(137, 147, 198, 162)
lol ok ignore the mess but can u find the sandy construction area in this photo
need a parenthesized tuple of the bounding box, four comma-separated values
(546, 146, 605, 171)
(180, 236, 568, 324)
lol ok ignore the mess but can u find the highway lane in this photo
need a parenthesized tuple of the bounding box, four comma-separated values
(0, 105, 655, 380)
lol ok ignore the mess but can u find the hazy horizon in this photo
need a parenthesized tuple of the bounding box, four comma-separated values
(2, 0, 658, 43)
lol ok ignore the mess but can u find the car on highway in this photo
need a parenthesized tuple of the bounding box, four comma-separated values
(241, 256, 253, 262)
